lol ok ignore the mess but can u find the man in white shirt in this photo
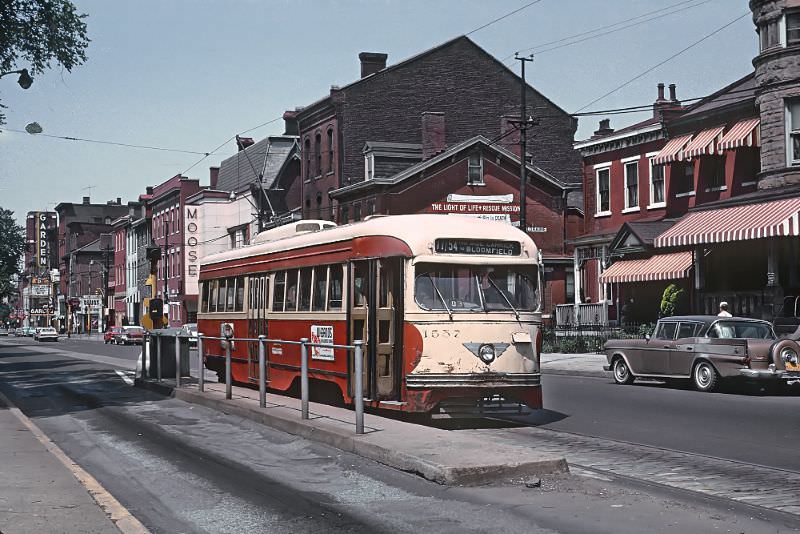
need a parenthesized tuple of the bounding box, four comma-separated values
(717, 301, 732, 317)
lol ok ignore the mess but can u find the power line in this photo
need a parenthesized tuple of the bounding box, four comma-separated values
(574, 11, 750, 113)
(182, 116, 284, 175)
(0, 128, 222, 155)
(465, 0, 545, 36)
(503, 0, 709, 60)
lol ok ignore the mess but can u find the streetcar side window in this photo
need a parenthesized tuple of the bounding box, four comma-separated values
(201, 282, 209, 313)
(312, 266, 328, 312)
(285, 270, 299, 311)
(226, 279, 235, 311)
(299, 268, 313, 311)
(234, 276, 245, 312)
(328, 265, 344, 311)
(273, 271, 286, 311)
(210, 280, 219, 312)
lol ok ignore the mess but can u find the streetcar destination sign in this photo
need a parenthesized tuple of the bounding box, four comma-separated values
(434, 239, 521, 256)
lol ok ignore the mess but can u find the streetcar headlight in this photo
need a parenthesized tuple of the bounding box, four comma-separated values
(479, 344, 496, 363)
(781, 347, 798, 366)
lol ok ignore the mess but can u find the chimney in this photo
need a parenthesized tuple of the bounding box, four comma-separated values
(499, 115, 521, 157)
(116, 197, 121, 205)
(282, 110, 299, 136)
(209, 166, 220, 189)
(82, 196, 90, 205)
(421, 112, 446, 159)
(594, 118, 615, 137)
(236, 137, 254, 151)
(358, 52, 388, 78)
(653, 82, 684, 121)
(146, 186, 154, 196)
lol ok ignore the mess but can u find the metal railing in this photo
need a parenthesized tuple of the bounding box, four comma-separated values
(555, 302, 610, 327)
(142, 331, 366, 434)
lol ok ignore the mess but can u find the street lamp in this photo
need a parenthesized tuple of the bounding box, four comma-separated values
(0, 69, 33, 90)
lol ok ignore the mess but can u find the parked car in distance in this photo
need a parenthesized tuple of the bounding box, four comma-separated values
(35, 327, 59, 342)
(181, 323, 198, 346)
(0, 327, 8, 336)
(22, 326, 36, 337)
(104, 326, 123, 344)
(14, 327, 24, 336)
(120, 326, 145, 345)
(603, 315, 800, 392)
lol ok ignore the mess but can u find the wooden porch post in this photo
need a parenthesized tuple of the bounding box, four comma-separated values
(693, 246, 705, 314)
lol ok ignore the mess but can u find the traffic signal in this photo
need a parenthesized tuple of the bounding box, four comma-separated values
(148, 298, 163, 320)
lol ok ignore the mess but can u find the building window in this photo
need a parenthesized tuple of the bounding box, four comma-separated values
(326, 129, 334, 174)
(314, 133, 322, 177)
(316, 192, 323, 218)
(649, 157, 665, 206)
(565, 270, 575, 303)
(366, 200, 375, 216)
(760, 17, 782, 51)
(705, 156, 726, 190)
(674, 161, 695, 194)
(304, 138, 311, 180)
(353, 203, 362, 222)
(789, 100, 800, 166)
(340, 205, 349, 223)
(467, 153, 484, 185)
(365, 153, 374, 181)
(596, 167, 610, 214)
(623, 160, 639, 210)
(787, 11, 800, 46)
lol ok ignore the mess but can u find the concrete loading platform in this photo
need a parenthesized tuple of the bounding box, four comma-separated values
(135, 378, 568, 486)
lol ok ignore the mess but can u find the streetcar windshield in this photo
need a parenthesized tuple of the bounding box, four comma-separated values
(414, 263, 539, 312)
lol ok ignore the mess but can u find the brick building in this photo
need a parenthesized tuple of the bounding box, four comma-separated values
(111, 215, 130, 326)
(148, 175, 202, 327)
(294, 35, 581, 222)
(55, 197, 127, 330)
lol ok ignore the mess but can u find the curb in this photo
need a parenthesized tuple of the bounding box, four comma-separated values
(134, 379, 568, 486)
(541, 368, 611, 379)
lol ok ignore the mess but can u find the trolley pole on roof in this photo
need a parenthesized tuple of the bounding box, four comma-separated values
(515, 53, 534, 235)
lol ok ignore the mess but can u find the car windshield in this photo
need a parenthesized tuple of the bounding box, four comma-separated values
(414, 263, 539, 312)
(707, 321, 775, 340)
(123, 327, 144, 333)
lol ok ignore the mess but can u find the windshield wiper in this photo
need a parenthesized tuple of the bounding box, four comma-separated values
(427, 274, 452, 320)
(487, 275, 519, 320)
(475, 274, 487, 313)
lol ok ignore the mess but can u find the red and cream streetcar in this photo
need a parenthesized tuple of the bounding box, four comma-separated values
(197, 214, 543, 415)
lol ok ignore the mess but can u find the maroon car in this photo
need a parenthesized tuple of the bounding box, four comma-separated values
(603, 315, 800, 392)
(104, 327, 123, 344)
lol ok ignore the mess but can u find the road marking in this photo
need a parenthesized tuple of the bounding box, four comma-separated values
(0, 390, 150, 534)
(115, 370, 135, 386)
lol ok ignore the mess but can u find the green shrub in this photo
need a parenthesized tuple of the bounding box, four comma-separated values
(660, 284, 684, 317)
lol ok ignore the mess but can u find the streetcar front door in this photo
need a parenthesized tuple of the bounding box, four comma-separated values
(247, 275, 269, 382)
(349, 258, 402, 401)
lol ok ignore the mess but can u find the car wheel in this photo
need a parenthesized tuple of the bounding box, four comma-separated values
(692, 361, 719, 392)
(612, 357, 635, 385)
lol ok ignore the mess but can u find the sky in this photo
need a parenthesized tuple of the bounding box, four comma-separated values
(0, 0, 757, 223)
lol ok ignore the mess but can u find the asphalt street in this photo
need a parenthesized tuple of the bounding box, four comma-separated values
(1, 337, 798, 533)
(530, 374, 800, 472)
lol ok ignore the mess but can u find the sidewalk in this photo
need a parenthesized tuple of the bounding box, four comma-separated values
(540, 352, 610, 378)
(136, 378, 568, 486)
(0, 395, 119, 533)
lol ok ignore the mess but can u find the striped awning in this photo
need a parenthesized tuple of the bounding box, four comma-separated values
(683, 126, 725, 159)
(599, 251, 693, 284)
(652, 134, 693, 165)
(718, 118, 760, 151)
(654, 197, 800, 248)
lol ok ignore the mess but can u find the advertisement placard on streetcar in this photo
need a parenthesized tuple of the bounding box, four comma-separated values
(310, 325, 334, 361)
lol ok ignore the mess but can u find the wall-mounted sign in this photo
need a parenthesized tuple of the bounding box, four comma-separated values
(30, 305, 54, 315)
(184, 206, 200, 295)
(30, 284, 50, 297)
(35, 212, 52, 269)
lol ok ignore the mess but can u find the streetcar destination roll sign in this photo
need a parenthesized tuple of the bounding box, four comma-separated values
(434, 239, 521, 256)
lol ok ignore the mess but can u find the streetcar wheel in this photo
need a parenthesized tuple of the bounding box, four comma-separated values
(612, 357, 634, 385)
(692, 361, 719, 392)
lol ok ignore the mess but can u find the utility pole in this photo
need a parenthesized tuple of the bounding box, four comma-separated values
(515, 53, 534, 235)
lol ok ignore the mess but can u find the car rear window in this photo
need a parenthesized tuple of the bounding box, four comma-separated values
(677, 322, 700, 339)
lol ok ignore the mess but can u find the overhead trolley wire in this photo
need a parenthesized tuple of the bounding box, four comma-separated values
(574, 11, 751, 113)
(465, 0, 546, 36)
